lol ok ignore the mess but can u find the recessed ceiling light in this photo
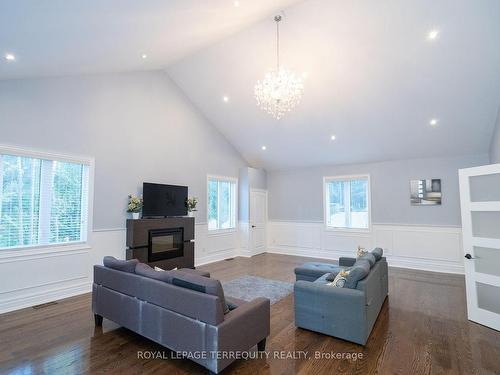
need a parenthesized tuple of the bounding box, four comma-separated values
(5, 53, 15, 61)
(233, 0, 240, 7)
(428, 29, 439, 40)
(261, 145, 267, 150)
(223, 96, 229, 103)
(330, 135, 336, 141)
(141, 54, 147, 59)
(429, 118, 438, 127)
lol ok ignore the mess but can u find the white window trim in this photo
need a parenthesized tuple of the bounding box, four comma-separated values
(0, 144, 95, 255)
(206, 174, 238, 235)
(323, 174, 372, 233)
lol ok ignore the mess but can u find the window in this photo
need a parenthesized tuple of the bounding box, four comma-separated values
(324, 175, 370, 230)
(207, 176, 237, 231)
(0, 147, 91, 250)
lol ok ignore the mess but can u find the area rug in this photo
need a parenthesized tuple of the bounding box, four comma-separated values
(222, 275, 294, 305)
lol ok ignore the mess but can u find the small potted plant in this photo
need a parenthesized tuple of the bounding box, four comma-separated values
(127, 195, 143, 219)
(185, 197, 198, 217)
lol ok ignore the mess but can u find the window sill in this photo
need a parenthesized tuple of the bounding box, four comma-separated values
(206, 228, 237, 236)
(324, 226, 372, 235)
(0, 242, 90, 261)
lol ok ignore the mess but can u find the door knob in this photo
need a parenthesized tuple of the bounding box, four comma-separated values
(251, 225, 256, 228)
(464, 253, 475, 260)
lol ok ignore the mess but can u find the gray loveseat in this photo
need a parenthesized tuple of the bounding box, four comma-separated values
(294, 249, 388, 345)
(92, 257, 270, 374)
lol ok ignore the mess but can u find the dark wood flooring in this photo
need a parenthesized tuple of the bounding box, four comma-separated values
(0, 253, 499, 374)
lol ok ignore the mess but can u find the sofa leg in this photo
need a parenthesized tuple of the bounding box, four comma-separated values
(257, 338, 266, 351)
(94, 314, 103, 326)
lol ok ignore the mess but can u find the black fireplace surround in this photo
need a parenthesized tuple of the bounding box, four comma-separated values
(126, 217, 195, 269)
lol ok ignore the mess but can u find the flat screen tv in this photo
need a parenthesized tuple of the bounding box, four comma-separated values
(142, 183, 188, 217)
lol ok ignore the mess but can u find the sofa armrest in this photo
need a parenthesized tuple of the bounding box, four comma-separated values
(215, 297, 270, 350)
(339, 257, 356, 267)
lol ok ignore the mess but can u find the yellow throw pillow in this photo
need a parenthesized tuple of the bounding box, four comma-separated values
(356, 245, 367, 258)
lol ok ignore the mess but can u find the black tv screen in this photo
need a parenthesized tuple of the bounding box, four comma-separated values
(142, 183, 188, 217)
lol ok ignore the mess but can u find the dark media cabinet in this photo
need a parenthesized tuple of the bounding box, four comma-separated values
(125, 217, 195, 270)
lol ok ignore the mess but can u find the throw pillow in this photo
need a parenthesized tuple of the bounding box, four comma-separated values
(356, 246, 367, 258)
(103, 256, 138, 273)
(154, 266, 178, 271)
(325, 272, 338, 282)
(327, 269, 349, 288)
(344, 261, 370, 289)
(371, 247, 383, 261)
(135, 263, 172, 282)
(358, 253, 376, 267)
(171, 272, 229, 313)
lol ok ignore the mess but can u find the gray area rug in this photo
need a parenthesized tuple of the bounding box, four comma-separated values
(222, 275, 294, 305)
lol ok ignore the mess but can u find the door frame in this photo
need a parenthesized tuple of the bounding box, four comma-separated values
(249, 189, 268, 256)
(459, 163, 500, 331)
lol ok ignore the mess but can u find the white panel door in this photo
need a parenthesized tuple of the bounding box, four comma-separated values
(250, 190, 267, 255)
(459, 163, 500, 331)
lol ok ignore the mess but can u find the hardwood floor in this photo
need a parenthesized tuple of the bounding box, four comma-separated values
(0, 253, 499, 374)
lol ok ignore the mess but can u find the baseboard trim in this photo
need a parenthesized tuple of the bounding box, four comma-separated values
(266, 246, 464, 274)
(0, 281, 92, 314)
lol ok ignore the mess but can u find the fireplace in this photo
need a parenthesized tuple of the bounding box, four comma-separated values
(148, 227, 184, 262)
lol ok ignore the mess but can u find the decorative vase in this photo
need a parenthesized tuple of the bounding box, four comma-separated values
(188, 211, 194, 217)
(132, 212, 140, 220)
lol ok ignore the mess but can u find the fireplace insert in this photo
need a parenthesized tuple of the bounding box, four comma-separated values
(148, 227, 184, 262)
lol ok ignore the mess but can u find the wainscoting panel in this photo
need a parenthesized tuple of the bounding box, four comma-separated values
(0, 223, 242, 313)
(267, 221, 464, 274)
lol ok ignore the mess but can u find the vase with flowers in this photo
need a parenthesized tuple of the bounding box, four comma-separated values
(185, 197, 198, 217)
(127, 195, 143, 219)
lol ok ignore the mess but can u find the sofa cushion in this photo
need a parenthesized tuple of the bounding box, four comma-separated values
(103, 256, 138, 273)
(171, 272, 229, 313)
(358, 253, 376, 268)
(135, 263, 172, 282)
(295, 262, 341, 279)
(371, 247, 383, 261)
(345, 260, 371, 289)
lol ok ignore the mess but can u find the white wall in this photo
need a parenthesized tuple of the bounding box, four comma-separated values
(267, 154, 488, 226)
(0, 71, 247, 313)
(266, 154, 489, 274)
(490, 107, 500, 164)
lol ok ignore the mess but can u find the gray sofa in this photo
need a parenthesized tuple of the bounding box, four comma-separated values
(294, 250, 388, 345)
(92, 257, 270, 374)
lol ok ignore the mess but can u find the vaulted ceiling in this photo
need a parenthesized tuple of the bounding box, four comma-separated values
(2, 0, 500, 170)
(0, 0, 299, 79)
(167, 0, 500, 170)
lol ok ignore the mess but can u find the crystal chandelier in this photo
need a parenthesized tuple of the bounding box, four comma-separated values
(254, 15, 303, 120)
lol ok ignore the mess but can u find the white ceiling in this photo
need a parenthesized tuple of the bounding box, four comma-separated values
(0, 0, 299, 79)
(167, 0, 500, 170)
(2, 0, 500, 170)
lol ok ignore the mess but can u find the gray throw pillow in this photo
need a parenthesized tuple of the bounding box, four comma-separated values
(103, 256, 138, 273)
(345, 260, 370, 289)
(135, 263, 172, 282)
(371, 247, 383, 261)
(358, 253, 376, 268)
(171, 272, 229, 314)
(325, 272, 338, 282)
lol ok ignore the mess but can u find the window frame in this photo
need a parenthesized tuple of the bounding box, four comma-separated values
(206, 174, 238, 235)
(323, 174, 372, 233)
(0, 144, 95, 254)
